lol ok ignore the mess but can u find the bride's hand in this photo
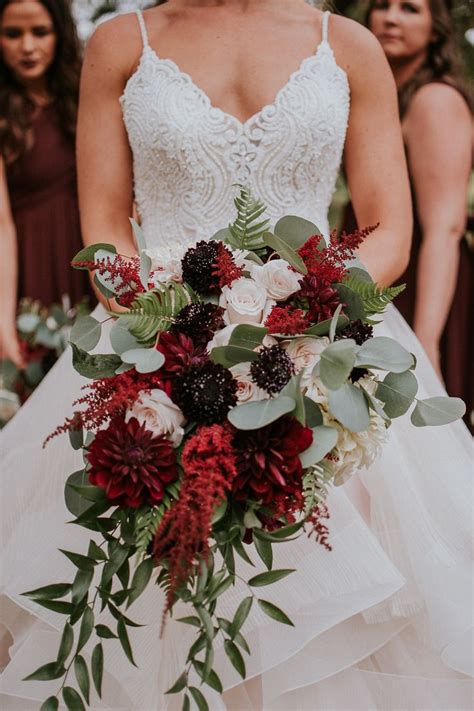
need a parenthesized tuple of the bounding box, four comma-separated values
(0, 324, 25, 370)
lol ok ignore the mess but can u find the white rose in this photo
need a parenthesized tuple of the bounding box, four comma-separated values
(144, 245, 184, 284)
(230, 363, 269, 403)
(284, 337, 330, 382)
(220, 278, 275, 326)
(126, 389, 185, 447)
(251, 259, 302, 301)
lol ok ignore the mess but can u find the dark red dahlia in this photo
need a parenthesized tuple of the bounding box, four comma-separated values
(86, 416, 178, 508)
(181, 240, 220, 295)
(232, 417, 313, 505)
(173, 361, 238, 424)
(156, 331, 208, 379)
(171, 303, 225, 347)
(297, 275, 342, 324)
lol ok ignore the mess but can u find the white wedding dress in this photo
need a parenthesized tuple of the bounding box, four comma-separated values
(1, 10, 473, 710)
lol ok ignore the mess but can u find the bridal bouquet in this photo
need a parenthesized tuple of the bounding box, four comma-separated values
(24, 188, 464, 710)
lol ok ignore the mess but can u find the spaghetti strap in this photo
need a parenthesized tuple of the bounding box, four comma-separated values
(135, 9, 149, 48)
(322, 10, 330, 44)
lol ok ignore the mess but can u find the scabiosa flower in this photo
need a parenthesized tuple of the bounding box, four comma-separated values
(181, 240, 220, 295)
(250, 344, 295, 395)
(297, 275, 342, 323)
(338, 319, 373, 345)
(264, 305, 309, 335)
(86, 416, 178, 508)
(173, 361, 238, 424)
(156, 331, 208, 380)
(212, 241, 245, 288)
(171, 303, 225, 347)
(232, 417, 313, 504)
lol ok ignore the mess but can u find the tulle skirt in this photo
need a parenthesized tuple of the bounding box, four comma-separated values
(1, 304, 473, 710)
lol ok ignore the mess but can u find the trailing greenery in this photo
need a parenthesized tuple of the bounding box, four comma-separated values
(343, 275, 406, 316)
(226, 185, 269, 255)
(302, 460, 335, 517)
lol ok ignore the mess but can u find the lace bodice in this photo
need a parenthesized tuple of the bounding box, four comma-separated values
(120, 10, 350, 250)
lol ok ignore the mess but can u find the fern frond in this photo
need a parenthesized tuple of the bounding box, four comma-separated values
(226, 185, 269, 255)
(303, 461, 335, 517)
(121, 283, 196, 345)
(343, 276, 406, 316)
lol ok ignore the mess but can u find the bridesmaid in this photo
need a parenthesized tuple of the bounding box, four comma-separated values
(346, 0, 472, 429)
(0, 0, 93, 369)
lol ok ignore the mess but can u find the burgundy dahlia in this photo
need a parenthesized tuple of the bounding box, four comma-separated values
(181, 240, 220, 295)
(232, 417, 313, 505)
(86, 416, 178, 508)
(171, 302, 225, 346)
(156, 331, 208, 379)
(297, 275, 342, 323)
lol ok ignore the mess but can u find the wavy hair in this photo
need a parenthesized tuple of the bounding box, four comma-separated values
(365, 0, 471, 116)
(0, 0, 82, 164)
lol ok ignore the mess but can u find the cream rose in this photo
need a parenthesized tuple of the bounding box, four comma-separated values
(220, 278, 274, 326)
(331, 414, 387, 486)
(251, 259, 302, 301)
(284, 337, 330, 384)
(126, 389, 185, 446)
(144, 245, 184, 284)
(230, 363, 269, 404)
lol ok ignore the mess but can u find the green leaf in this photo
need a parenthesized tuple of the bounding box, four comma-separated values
(355, 337, 414, 372)
(40, 697, 59, 711)
(101, 544, 130, 587)
(60, 549, 96, 572)
(71, 569, 94, 606)
(117, 618, 137, 666)
(139, 251, 152, 290)
(210, 345, 259, 368)
(232, 536, 255, 566)
(304, 315, 349, 338)
(211, 498, 228, 525)
(64, 470, 96, 518)
(57, 623, 74, 665)
(193, 661, 223, 693)
(68, 422, 83, 451)
(77, 607, 94, 653)
(93, 273, 116, 299)
(228, 395, 295, 430)
(74, 655, 90, 705)
(280, 372, 305, 425)
(218, 619, 251, 654)
(329, 304, 344, 342)
(91, 643, 104, 698)
(263, 231, 307, 274)
(334, 283, 366, 321)
(196, 606, 214, 642)
(63, 686, 85, 711)
(71, 344, 122, 379)
(189, 686, 210, 711)
(23, 583, 71, 601)
(274, 215, 322, 250)
(70, 316, 102, 351)
(182, 694, 191, 711)
(187, 632, 207, 662)
(411, 397, 465, 427)
(248, 569, 295, 587)
(69, 485, 106, 503)
(257, 599, 294, 626)
(95, 624, 117, 639)
(376, 370, 418, 418)
(127, 558, 154, 608)
(319, 339, 359, 390)
(328, 383, 370, 433)
(32, 600, 75, 615)
(72, 243, 117, 268)
(88, 540, 107, 561)
(254, 535, 273, 570)
(232, 596, 253, 634)
(177, 616, 201, 628)
(228, 324, 269, 350)
(299, 425, 338, 468)
(109, 317, 141, 355)
(224, 640, 246, 679)
(303, 397, 323, 427)
(23, 662, 65, 682)
(121, 347, 165, 374)
(253, 520, 303, 541)
(121, 284, 195, 345)
(226, 185, 269, 254)
(342, 274, 405, 315)
(165, 671, 188, 694)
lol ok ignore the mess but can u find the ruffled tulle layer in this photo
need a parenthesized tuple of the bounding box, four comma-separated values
(1, 305, 473, 709)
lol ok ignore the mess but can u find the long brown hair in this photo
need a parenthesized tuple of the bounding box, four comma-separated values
(365, 0, 471, 117)
(0, 0, 82, 164)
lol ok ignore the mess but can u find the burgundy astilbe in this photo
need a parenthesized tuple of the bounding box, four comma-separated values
(73, 254, 144, 304)
(86, 416, 178, 508)
(153, 424, 238, 611)
(211, 242, 244, 288)
(264, 305, 310, 335)
(297, 275, 342, 323)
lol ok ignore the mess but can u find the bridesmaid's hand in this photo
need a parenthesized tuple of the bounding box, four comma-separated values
(0, 326, 25, 370)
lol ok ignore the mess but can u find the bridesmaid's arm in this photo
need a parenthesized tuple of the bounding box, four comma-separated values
(0, 157, 24, 368)
(332, 18, 412, 286)
(403, 83, 471, 379)
(77, 15, 142, 306)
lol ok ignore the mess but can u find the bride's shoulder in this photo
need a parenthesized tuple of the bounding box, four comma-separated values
(327, 15, 391, 86)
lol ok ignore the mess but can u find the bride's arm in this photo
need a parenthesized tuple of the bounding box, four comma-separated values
(332, 18, 412, 287)
(77, 16, 142, 304)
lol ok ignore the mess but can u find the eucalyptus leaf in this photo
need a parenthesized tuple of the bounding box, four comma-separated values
(329, 304, 344, 342)
(210, 345, 259, 368)
(110, 317, 140, 355)
(411, 397, 465, 427)
(355, 337, 414, 373)
(71, 344, 122, 379)
(274, 215, 321, 249)
(139, 252, 152, 290)
(70, 316, 102, 351)
(228, 324, 269, 350)
(299, 426, 338, 468)
(93, 273, 116, 300)
(303, 397, 323, 427)
(121, 347, 165, 374)
(280, 371, 305, 425)
(319, 339, 359, 390)
(94, 249, 122, 295)
(328, 383, 370, 433)
(334, 283, 366, 321)
(72, 243, 117, 268)
(376, 370, 418, 418)
(228, 396, 295, 430)
(263, 231, 308, 274)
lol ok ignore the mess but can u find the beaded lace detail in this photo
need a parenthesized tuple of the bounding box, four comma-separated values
(120, 11, 350, 250)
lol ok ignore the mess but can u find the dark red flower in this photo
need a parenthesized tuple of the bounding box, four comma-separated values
(297, 226, 377, 284)
(156, 331, 208, 379)
(211, 242, 244, 288)
(181, 240, 221, 295)
(171, 302, 225, 347)
(297, 275, 342, 323)
(232, 417, 313, 505)
(264, 305, 310, 335)
(86, 416, 178, 508)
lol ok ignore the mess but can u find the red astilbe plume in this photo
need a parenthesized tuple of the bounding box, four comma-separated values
(298, 225, 378, 283)
(72, 254, 145, 305)
(45, 370, 170, 444)
(211, 242, 244, 288)
(265, 305, 310, 335)
(153, 423, 238, 613)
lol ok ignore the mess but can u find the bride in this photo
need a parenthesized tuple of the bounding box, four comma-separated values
(1, 1, 472, 709)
